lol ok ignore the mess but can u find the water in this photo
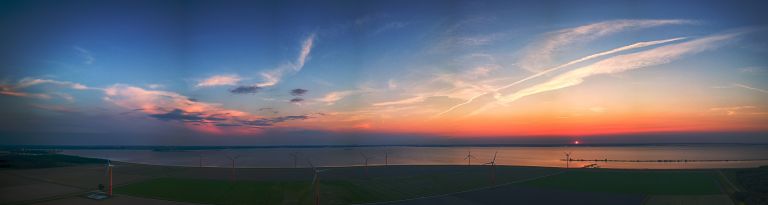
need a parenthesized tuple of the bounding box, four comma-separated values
(62, 145, 768, 169)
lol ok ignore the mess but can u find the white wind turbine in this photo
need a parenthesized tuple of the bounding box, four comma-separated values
(307, 160, 329, 205)
(103, 160, 115, 196)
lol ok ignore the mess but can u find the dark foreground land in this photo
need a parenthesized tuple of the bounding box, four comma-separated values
(0, 153, 765, 205)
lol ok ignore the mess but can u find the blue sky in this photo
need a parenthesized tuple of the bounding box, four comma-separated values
(1, 0, 767, 145)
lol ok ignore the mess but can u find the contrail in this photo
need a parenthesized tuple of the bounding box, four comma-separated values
(733, 83, 768, 94)
(434, 37, 687, 117)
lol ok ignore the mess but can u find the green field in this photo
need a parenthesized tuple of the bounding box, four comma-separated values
(113, 167, 729, 204)
(521, 170, 723, 195)
(115, 166, 560, 205)
(0, 154, 105, 169)
(116, 178, 314, 205)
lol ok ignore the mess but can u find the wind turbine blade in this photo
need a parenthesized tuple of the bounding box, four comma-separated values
(307, 159, 319, 172)
(492, 152, 497, 162)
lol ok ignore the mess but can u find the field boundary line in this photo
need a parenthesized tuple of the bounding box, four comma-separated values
(352, 170, 567, 205)
(717, 170, 741, 192)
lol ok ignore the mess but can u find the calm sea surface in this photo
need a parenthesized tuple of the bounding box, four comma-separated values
(62, 145, 768, 169)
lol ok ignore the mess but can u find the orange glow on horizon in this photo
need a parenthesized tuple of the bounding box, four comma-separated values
(279, 108, 768, 137)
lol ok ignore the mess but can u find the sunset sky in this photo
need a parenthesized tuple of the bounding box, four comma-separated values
(1, 0, 767, 145)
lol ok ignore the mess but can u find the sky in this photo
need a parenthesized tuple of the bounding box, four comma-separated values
(1, 0, 768, 145)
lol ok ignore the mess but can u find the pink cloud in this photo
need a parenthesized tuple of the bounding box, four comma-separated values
(103, 85, 314, 134)
(196, 74, 242, 87)
(104, 84, 250, 117)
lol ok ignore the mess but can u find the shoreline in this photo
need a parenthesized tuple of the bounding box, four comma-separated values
(95, 158, 767, 171)
(3, 143, 768, 151)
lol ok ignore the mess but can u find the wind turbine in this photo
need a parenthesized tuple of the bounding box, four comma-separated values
(307, 160, 329, 205)
(290, 152, 300, 168)
(384, 150, 389, 166)
(225, 155, 241, 182)
(464, 150, 476, 166)
(564, 152, 571, 168)
(483, 151, 498, 185)
(360, 152, 373, 176)
(104, 160, 114, 196)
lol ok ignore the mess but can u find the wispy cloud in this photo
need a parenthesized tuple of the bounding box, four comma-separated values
(372, 22, 409, 35)
(317, 90, 359, 105)
(0, 78, 95, 100)
(519, 19, 694, 72)
(733, 83, 768, 94)
(436, 37, 686, 117)
(373, 96, 426, 106)
(196, 74, 242, 87)
(739, 66, 765, 73)
(387, 79, 397, 90)
(16, 78, 90, 90)
(296, 33, 316, 69)
(709, 106, 757, 115)
(146, 84, 164, 89)
(255, 33, 317, 87)
(0, 84, 51, 99)
(480, 31, 745, 114)
(74, 46, 94, 65)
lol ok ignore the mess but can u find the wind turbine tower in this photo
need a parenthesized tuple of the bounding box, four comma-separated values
(105, 160, 114, 196)
(384, 150, 389, 166)
(360, 152, 373, 176)
(483, 151, 498, 185)
(225, 155, 241, 182)
(290, 152, 299, 168)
